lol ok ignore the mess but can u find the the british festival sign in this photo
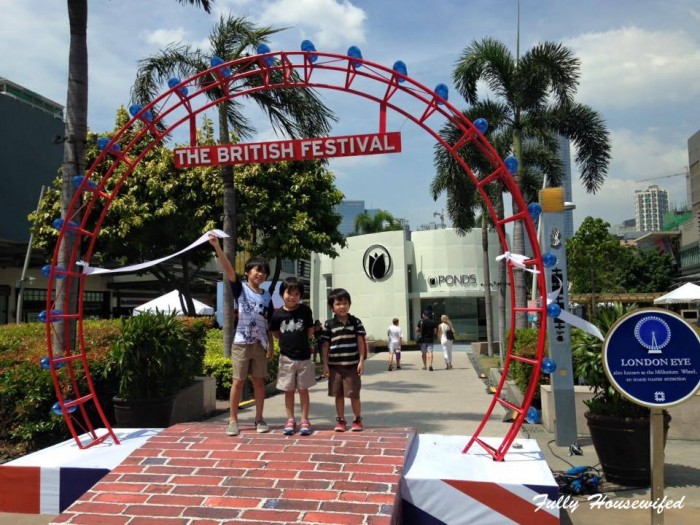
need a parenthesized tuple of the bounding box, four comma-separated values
(174, 131, 402, 168)
(603, 308, 700, 408)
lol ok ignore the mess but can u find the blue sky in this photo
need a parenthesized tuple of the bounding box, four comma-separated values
(2, 0, 699, 231)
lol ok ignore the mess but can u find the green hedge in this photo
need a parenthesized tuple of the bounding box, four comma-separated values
(507, 328, 550, 407)
(0, 317, 210, 462)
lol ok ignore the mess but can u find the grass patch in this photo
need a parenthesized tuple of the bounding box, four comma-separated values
(474, 353, 501, 376)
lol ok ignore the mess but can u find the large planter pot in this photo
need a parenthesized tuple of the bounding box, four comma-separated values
(113, 396, 176, 428)
(585, 411, 671, 487)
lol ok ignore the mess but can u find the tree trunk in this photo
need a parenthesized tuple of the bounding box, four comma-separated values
(270, 257, 282, 299)
(56, 0, 88, 355)
(495, 193, 507, 363)
(512, 122, 527, 328)
(481, 213, 494, 357)
(219, 102, 236, 357)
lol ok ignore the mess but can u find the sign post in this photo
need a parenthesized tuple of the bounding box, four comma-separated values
(603, 308, 700, 524)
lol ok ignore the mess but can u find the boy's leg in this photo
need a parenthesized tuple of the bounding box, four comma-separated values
(229, 378, 245, 421)
(284, 390, 296, 420)
(396, 350, 401, 368)
(251, 376, 266, 420)
(350, 396, 361, 421)
(299, 388, 311, 421)
(335, 396, 345, 421)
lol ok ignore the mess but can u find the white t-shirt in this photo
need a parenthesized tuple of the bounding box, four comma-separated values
(387, 324, 403, 346)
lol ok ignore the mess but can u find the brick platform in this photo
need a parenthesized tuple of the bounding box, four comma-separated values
(49, 421, 415, 524)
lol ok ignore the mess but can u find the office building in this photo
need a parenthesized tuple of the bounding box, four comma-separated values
(634, 185, 670, 232)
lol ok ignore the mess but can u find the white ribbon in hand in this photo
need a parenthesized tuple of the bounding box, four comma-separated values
(77, 229, 229, 275)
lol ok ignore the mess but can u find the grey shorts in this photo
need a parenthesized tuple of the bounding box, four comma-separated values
(276, 354, 316, 391)
(327, 365, 361, 399)
(231, 342, 267, 380)
(420, 342, 434, 354)
(389, 342, 401, 354)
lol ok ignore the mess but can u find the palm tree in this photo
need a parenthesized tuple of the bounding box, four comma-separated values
(353, 210, 403, 235)
(131, 15, 335, 354)
(56, 0, 212, 353)
(437, 37, 610, 329)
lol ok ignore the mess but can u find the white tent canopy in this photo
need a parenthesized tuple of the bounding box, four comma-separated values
(133, 289, 215, 316)
(653, 283, 700, 305)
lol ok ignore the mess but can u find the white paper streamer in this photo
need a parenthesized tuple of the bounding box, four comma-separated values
(495, 251, 540, 274)
(77, 229, 228, 275)
(546, 278, 604, 341)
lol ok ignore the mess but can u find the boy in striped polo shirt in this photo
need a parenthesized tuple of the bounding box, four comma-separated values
(321, 288, 366, 432)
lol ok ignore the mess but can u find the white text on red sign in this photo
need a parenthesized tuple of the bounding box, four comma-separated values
(173, 132, 402, 168)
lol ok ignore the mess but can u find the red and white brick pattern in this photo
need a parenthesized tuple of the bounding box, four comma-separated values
(49, 422, 415, 524)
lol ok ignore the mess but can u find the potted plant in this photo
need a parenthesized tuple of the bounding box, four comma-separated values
(105, 311, 204, 427)
(572, 303, 671, 487)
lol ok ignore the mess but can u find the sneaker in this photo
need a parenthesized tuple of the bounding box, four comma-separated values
(350, 417, 363, 432)
(396, 364, 401, 369)
(300, 420, 312, 436)
(388, 365, 393, 371)
(225, 420, 239, 436)
(255, 419, 270, 433)
(422, 366, 427, 370)
(283, 418, 296, 435)
(334, 417, 347, 432)
(429, 366, 434, 371)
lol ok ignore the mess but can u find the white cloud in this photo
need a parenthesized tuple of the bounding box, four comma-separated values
(567, 26, 700, 109)
(145, 28, 190, 48)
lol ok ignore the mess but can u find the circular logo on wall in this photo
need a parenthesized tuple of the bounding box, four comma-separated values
(362, 245, 392, 281)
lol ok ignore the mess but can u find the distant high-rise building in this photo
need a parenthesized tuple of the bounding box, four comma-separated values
(634, 185, 669, 232)
(336, 200, 366, 236)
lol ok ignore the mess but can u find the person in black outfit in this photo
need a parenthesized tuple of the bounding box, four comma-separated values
(417, 310, 437, 371)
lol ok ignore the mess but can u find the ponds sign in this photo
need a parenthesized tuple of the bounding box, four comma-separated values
(174, 131, 402, 167)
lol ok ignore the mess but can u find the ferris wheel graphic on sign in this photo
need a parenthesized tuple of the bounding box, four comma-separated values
(634, 315, 671, 354)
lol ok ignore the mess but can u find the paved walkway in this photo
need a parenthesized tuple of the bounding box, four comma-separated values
(3, 343, 699, 524)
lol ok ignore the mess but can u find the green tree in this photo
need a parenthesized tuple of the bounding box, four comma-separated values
(57, 0, 213, 349)
(235, 160, 346, 291)
(615, 247, 676, 293)
(32, 108, 223, 315)
(131, 15, 335, 354)
(567, 217, 625, 317)
(353, 210, 403, 235)
(446, 37, 611, 328)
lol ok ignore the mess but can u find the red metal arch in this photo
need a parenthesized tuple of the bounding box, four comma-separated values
(45, 49, 547, 458)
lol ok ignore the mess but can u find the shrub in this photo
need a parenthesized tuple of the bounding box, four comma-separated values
(507, 328, 550, 407)
(103, 312, 208, 400)
(0, 320, 121, 458)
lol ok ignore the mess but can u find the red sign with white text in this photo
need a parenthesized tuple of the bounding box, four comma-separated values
(173, 132, 402, 168)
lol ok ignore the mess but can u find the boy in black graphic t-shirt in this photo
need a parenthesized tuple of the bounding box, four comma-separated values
(270, 277, 316, 436)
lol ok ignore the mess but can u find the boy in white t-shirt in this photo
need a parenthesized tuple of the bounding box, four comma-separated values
(386, 318, 403, 371)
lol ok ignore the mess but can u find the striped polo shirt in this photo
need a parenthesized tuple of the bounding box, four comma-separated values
(322, 314, 366, 366)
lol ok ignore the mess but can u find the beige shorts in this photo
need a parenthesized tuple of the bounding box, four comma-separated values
(276, 354, 317, 391)
(231, 342, 268, 380)
(327, 365, 361, 399)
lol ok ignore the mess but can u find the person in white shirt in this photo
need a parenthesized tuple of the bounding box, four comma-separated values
(386, 318, 403, 371)
(437, 314, 456, 369)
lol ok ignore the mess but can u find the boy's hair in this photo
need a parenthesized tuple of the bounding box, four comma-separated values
(327, 288, 352, 308)
(244, 256, 270, 275)
(280, 276, 304, 296)
(392, 318, 399, 324)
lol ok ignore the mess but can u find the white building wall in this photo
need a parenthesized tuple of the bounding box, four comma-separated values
(311, 228, 503, 342)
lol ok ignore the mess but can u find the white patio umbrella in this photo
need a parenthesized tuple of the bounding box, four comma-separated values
(653, 282, 700, 305)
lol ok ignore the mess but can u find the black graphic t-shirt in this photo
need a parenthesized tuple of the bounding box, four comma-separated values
(270, 303, 314, 360)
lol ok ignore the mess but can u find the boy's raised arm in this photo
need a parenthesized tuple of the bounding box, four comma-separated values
(208, 233, 237, 283)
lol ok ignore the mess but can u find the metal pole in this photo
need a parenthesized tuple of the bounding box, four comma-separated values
(16, 185, 46, 323)
(650, 407, 665, 525)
